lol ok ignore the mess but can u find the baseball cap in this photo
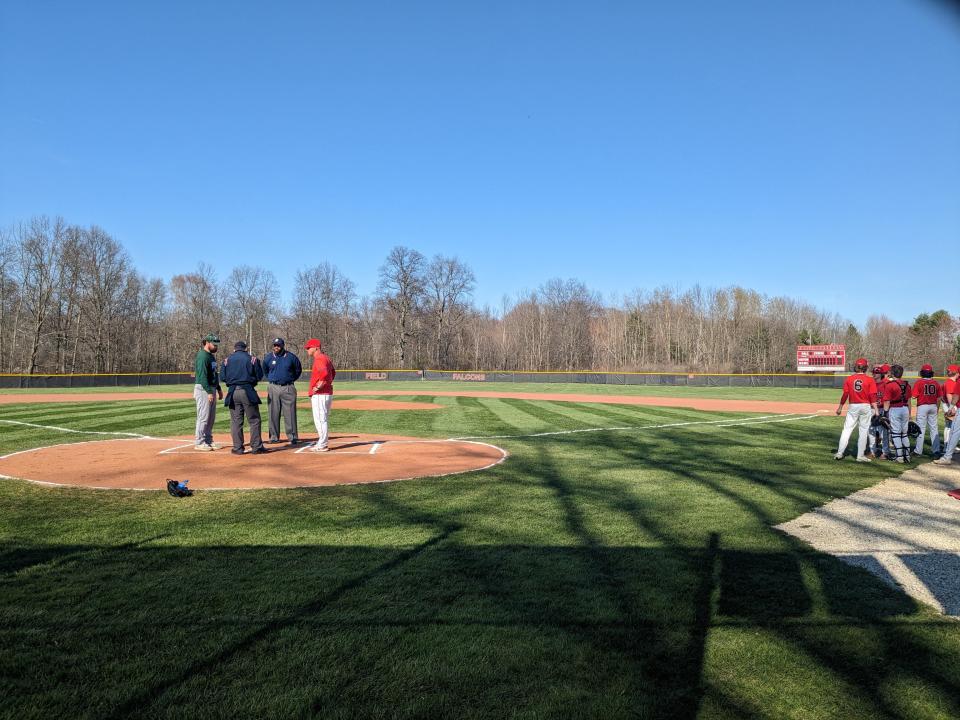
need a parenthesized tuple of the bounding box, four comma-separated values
(234, 340, 248, 350)
(204, 333, 220, 343)
(881, 363, 890, 373)
(872, 365, 883, 375)
(304, 338, 321, 350)
(855, 357, 868, 367)
(921, 363, 934, 373)
(272, 337, 284, 347)
(949, 364, 960, 374)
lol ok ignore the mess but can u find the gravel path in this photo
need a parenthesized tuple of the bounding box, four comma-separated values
(777, 462, 960, 617)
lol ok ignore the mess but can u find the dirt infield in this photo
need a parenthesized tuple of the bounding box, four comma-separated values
(0, 433, 506, 490)
(0, 394, 439, 411)
(0, 390, 830, 414)
(342, 390, 834, 415)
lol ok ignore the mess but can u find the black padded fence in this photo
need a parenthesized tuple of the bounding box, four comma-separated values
(0, 369, 855, 390)
(420, 370, 849, 389)
(0, 373, 196, 389)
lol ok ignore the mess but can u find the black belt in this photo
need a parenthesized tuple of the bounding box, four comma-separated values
(270, 382, 294, 386)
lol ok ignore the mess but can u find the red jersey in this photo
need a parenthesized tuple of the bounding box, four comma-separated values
(841, 373, 878, 405)
(308, 352, 336, 396)
(913, 378, 942, 406)
(883, 379, 911, 408)
(944, 378, 957, 402)
(874, 378, 887, 408)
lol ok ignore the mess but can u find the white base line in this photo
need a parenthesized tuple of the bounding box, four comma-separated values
(370, 442, 383, 455)
(0, 419, 158, 439)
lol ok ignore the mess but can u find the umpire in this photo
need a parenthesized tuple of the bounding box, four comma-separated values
(221, 340, 268, 455)
(263, 337, 303, 445)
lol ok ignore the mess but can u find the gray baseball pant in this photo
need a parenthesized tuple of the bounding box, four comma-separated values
(267, 383, 298, 442)
(194, 384, 216, 446)
(230, 390, 264, 452)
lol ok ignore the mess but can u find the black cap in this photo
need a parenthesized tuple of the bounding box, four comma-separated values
(234, 340, 247, 350)
(272, 337, 284, 347)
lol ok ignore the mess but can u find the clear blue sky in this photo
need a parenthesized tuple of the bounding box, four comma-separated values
(2, 1, 958, 325)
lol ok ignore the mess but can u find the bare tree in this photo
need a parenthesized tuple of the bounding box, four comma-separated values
(425, 255, 475, 368)
(292, 262, 356, 351)
(223, 265, 277, 351)
(377, 247, 425, 367)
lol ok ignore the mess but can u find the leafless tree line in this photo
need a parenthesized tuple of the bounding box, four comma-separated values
(1, 216, 956, 374)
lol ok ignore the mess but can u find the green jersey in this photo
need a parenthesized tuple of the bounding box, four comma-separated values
(194, 349, 220, 392)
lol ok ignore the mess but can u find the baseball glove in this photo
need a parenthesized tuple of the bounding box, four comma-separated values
(946, 407, 958, 421)
(871, 414, 891, 431)
(907, 421, 921, 439)
(166, 479, 193, 498)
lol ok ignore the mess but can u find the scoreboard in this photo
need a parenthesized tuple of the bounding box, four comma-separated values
(796, 344, 846, 372)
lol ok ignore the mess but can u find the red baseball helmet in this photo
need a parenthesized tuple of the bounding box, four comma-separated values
(921, 364, 934, 373)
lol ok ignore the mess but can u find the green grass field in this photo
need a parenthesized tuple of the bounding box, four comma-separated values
(2, 394, 958, 719)
(0, 379, 842, 403)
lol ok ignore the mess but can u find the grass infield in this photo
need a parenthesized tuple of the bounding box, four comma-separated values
(1, 395, 958, 719)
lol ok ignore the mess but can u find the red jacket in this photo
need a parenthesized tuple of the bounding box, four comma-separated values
(308, 352, 336, 396)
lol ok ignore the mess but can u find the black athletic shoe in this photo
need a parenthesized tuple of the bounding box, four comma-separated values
(231, 448, 245, 455)
(267, 438, 282, 444)
(251, 447, 269, 455)
(289, 439, 299, 446)
(167, 479, 180, 497)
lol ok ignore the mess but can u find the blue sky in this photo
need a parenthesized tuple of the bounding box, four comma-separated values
(2, 1, 958, 325)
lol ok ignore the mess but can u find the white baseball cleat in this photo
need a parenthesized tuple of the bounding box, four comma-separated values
(856, 457, 872, 463)
(934, 457, 953, 465)
(311, 445, 329, 453)
(194, 444, 213, 452)
(834, 453, 844, 460)
(209, 442, 224, 450)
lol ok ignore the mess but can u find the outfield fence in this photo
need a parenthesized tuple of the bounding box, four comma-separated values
(0, 369, 856, 389)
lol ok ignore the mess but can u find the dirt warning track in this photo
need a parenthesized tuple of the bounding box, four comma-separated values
(0, 433, 506, 490)
(0, 390, 830, 414)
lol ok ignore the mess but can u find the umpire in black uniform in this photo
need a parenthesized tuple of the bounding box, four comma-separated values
(221, 341, 268, 455)
(263, 337, 303, 445)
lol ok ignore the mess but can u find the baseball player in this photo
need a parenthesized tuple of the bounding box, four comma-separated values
(912, 364, 941, 457)
(935, 368, 960, 464)
(868, 364, 889, 458)
(193, 333, 223, 451)
(883, 364, 911, 463)
(834, 357, 878, 462)
(263, 337, 303, 446)
(942, 365, 959, 448)
(304, 338, 335, 452)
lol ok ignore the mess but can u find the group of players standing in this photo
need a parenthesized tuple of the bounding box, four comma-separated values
(835, 357, 960, 464)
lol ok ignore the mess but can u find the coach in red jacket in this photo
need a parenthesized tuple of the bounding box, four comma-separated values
(304, 338, 336, 452)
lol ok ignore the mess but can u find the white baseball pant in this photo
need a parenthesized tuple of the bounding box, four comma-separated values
(837, 403, 873, 459)
(311, 393, 333, 449)
(914, 404, 940, 454)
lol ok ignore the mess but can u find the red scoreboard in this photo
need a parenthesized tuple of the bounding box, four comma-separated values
(796, 344, 846, 372)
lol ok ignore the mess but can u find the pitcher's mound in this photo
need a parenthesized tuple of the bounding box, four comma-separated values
(0, 433, 507, 490)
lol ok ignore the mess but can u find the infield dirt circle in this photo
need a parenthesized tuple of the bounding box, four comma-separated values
(0, 433, 507, 490)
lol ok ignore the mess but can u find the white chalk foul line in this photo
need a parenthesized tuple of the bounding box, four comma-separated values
(0, 419, 158, 439)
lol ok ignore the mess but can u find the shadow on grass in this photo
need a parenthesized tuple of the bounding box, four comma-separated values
(4, 410, 958, 719)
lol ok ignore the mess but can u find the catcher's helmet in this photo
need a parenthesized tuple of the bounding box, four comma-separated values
(907, 421, 921, 439)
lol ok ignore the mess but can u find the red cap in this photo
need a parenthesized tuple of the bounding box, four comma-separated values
(854, 357, 868, 367)
(921, 364, 934, 373)
(304, 338, 321, 350)
(949, 364, 960, 374)
(872, 365, 883, 375)
(881, 363, 890, 373)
